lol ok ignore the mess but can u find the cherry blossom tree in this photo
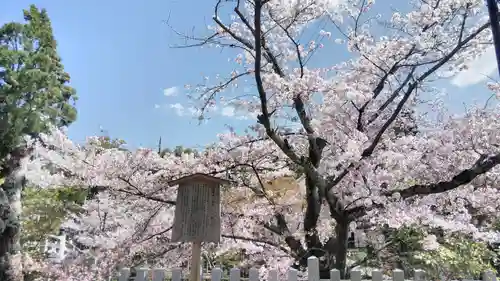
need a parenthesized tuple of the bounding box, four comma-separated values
(20, 0, 500, 280)
(21, 128, 298, 280)
(170, 0, 500, 277)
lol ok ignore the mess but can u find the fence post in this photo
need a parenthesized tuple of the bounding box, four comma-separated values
(414, 270, 425, 281)
(43, 239, 48, 254)
(289, 268, 298, 281)
(58, 234, 67, 262)
(269, 269, 278, 281)
(351, 270, 362, 281)
(172, 268, 183, 281)
(483, 270, 496, 281)
(151, 269, 166, 281)
(371, 270, 382, 281)
(134, 268, 148, 281)
(249, 267, 259, 281)
(307, 256, 320, 281)
(230, 267, 241, 281)
(211, 267, 222, 281)
(392, 270, 404, 281)
(330, 269, 340, 281)
(117, 268, 130, 281)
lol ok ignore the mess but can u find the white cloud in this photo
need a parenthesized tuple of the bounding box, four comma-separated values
(168, 103, 185, 116)
(238, 112, 258, 120)
(163, 86, 179, 97)
(188, 107, 201, 116)
(221, 107, 235, 117)
(218, 106, 258, 120)
(166, 103, 201, 117)
(451, 47, 497, 87)
(162, 102, 255, 120)
(154, 104, 160, 109)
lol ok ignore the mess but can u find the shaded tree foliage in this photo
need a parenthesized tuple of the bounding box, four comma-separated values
(0, 5, 77, 281)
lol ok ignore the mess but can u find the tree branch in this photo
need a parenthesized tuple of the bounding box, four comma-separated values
(347, 152, 500, 219)
(387, 152, 500, 199)
(221, 234, 290, 253)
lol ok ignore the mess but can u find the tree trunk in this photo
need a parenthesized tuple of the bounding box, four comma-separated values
(0, 176, 23, 281)
(0, 147, 27, 281)
(301, 175, 351, 279)
(334, 220, 349, 278)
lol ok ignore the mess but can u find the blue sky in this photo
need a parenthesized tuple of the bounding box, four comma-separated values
(2, 0, 246, 150)
(1, 0, 498, 150)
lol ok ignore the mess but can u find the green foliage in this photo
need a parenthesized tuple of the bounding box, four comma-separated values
(95, 136, 127, 150)
(19, 136, 124, 255)
(390, 226, 426, 253)
(215, 250, 244, 270)
(0, 5, 77, 163)
(353, 226, 495, 280)
(21, 186, 87, 256)
(356, 226, 426, 271)
(203, 249, 247, 277)
(414, 237, 496, 280)
(160, 145, 198, 157)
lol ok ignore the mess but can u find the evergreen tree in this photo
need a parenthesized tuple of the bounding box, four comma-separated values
(0, 5, 77, 281)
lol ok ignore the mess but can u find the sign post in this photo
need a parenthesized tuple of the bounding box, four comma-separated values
(169, 173, 230, 281)
(189, 241, 202, 281)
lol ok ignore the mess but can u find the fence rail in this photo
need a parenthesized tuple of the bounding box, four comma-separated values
(115, 256, 498, 281)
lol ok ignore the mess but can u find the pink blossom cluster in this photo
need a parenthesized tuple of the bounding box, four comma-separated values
(19, 0, 500, 279)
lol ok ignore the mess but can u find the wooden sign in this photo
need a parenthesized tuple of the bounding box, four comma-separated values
(171, 179, 221, 243)
(169, 173, 229, 281)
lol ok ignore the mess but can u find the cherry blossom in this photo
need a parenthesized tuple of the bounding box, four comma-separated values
(20, 0, 500, 279)
(177, 0, 500, 277)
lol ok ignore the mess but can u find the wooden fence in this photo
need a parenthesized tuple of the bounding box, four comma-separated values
(114, 256, 498, 281)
